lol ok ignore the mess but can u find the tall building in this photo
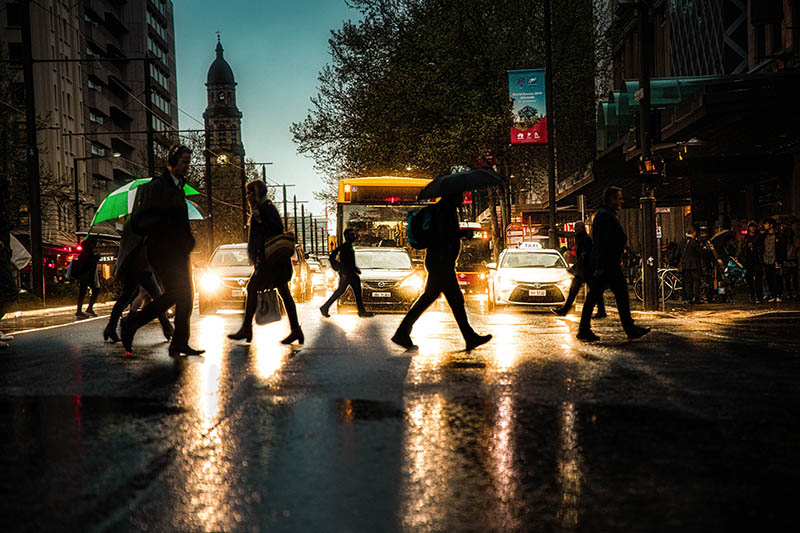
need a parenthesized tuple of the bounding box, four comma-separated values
(203, 37, 243, 163)
(0, 0, 178, 255)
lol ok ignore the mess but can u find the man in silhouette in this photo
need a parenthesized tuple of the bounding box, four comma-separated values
(320, 228, 374, 317)
(552, 220, 606, 317)
(391, 193, 491, 351)
(120, 145, 204, 356)
(578, 186, 650, 342)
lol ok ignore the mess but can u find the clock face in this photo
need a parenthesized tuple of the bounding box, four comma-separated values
(218, 91, 225, 101)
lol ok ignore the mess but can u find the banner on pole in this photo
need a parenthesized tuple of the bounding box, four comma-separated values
(508, 69, 547, 144)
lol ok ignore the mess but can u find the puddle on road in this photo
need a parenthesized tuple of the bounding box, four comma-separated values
(336, 398, 403, 423)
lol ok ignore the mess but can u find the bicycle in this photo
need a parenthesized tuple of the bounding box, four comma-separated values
(633, 267, 682, 301)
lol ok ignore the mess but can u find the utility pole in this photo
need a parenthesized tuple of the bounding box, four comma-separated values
(311, 217, 317, 254)
(283, 184, 289, 229)
(240, 148, 247, 241)
(144, 58, 155, 179)
(300, 205, 306, 249)
(21, 0, 44, 301)
(544, 0, 558, 250)
(293, 195, 298, 242)
(638, 0, 658, 311)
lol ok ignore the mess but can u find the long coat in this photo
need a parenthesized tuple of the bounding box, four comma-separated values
(590, 205, 627, 273)
(248, 199, 292, 290)
(677, 236, 703, 270)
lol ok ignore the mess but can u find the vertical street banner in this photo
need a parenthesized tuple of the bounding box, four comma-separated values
(508, 69, 547, 144)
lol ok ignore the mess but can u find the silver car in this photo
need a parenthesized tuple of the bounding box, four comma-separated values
(337, 247, 425, 312)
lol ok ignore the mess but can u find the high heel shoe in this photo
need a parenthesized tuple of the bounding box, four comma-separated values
(103, 323, 120, 343)
(228, 327, 253, 343)
(281, 328, 304, 345)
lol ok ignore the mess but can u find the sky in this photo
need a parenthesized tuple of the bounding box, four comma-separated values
(173, 0, 360, 217)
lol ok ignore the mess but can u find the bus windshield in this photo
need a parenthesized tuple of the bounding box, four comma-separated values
(456, 237, 491, 270)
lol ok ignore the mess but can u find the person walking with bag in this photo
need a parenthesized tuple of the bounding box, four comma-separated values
(319, 228, 374, 318)
(577, 187, 650, 342)
(119, 145, 203, 356)
(552, 221, 606, 317)
(677, 225, 703, 304)
(228, 179, 303, 344)
(391, 192, 491, 351)
(72, 235, 101, 318)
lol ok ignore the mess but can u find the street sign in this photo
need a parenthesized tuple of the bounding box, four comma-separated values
(656, 226, 662, 239)
(656, 207, 671, 214)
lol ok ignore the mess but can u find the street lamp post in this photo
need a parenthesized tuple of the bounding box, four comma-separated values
(73, 152, 120, 243)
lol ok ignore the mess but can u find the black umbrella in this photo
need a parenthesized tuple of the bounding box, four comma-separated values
(418, 168, 505, 200)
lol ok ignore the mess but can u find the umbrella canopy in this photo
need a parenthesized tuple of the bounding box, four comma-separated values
(418, 168, 504, 200)
(186, 200, 205, 221)
(89, 178, 200, 228)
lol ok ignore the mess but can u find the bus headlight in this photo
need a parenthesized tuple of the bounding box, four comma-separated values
(399, 274, 424, 292)
(200, 273, 222, 293)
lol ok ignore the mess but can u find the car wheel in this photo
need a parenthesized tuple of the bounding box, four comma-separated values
(199, 297, 217, 315)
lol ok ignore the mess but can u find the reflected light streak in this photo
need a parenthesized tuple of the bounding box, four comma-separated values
(490, 394, 520, 530)
(252, 322, 290, 380)
(489, 312, 520, 372)
(196, 316, 225, 430)
(408, 311, 449, 381)
(557, 401, 583, 528)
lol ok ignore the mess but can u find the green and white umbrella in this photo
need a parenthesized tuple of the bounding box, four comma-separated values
(88, 178, 200, 228)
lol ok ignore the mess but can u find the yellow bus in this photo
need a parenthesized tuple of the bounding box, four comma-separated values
(336, 176, 433, 249)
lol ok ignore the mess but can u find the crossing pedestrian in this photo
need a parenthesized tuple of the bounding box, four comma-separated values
(319, 228, 374, 318)
(228, 179, 303, 344)
(551, 221, 606, 317)
(119, 145, 204, 356)
(391, 192, 491, 351)
(577, 186, 650, 342)
(72, 235, 101, 318)
(739, 221, 764, 303)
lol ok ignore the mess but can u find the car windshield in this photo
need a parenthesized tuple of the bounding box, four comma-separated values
(211, 248, 249, 266)
(355, 250, 412, 270)
(500, 252, 566, 269)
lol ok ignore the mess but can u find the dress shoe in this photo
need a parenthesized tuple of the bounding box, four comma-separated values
(551, 307, 568, 316)
(577, 330, 600, 342)
(358, 311, 375, 317)
(281, 329, 304, 345)
(465, 334, 492, 351)
(103, 323, 120, 343)
(120, 316, 135, 353)
(85, 308, 97, 317)
(391, 332, 416, 350)
(626, 326, 651, 340)
(168, 344, 205, 357)
(75, 311, 90, 319)
(593, 312, 607, 319)
(228, 327, 253, 343)
(320, 306, 330, 318)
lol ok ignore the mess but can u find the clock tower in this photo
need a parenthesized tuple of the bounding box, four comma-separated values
(203, 36, 243, 162)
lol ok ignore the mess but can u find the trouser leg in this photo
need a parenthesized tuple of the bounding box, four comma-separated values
(134, 255, 191, 347)
(77, 283, 87, 312)
(607, 269, 636, 334)
(763, 264, 777, 298)
(109, 276, 139, 328)
(579, 278, 602, 332)
(138, 272, 171, 330)
(348, 275, 367, 312)
(87, 285, 99, 310)
(396, 275, 442, 335)
(322, 275, 350, 310)
(277, 282, 300, 330)
(595, 290, 606, 315)
(560, 276, 582, 312)
(440, 270, 476, 340)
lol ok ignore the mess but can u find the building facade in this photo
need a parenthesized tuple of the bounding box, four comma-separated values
(0, 0, 178, 255)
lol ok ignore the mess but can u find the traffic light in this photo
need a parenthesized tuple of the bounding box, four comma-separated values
(328, 235, 337, 251)
(638, 155, 665, 187)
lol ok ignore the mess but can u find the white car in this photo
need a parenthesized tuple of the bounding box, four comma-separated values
(487, 248, 573, 309)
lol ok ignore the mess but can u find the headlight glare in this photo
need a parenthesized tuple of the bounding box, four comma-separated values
(400, 274, 424, 291)
(200, 273, 221, 292)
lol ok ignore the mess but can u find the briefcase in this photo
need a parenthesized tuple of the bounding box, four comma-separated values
(263, 232, 295, 261)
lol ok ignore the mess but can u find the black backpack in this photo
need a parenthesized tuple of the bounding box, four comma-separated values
(406, 205, 435, 249)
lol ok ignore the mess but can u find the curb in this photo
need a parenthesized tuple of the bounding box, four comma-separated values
(9, 301, 116, 319)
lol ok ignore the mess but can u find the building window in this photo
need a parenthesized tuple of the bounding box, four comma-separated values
(87, 78, 103, 92)
(89, 110, 104, 124)
(151, 90, 170, 115)
(147, 37, 168, 64)
(149, 63, 169, 88)
(90, 144, 105, 156)
(6, 3, 23, 26)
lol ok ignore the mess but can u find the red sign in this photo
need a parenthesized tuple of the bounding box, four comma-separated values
(462, 191, 472, 205)
(511, 116, 548, 144)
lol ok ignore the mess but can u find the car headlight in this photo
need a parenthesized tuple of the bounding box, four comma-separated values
(479, 272, 486, 280)
(200, 273, 221, 292)
(556, 278, 572, 293)
(497, 274, 515, 291)
(399, 273, 424, 292)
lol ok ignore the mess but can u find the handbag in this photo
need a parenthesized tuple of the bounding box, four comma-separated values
(255, 289, 283, 325)
(263, 232, 295, 262)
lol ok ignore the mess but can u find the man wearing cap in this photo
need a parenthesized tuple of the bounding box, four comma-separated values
(552, 220, 606, 317)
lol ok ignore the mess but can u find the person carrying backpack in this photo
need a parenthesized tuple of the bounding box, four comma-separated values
(391, 193, 491, 351)
(319, 228, 374, 318)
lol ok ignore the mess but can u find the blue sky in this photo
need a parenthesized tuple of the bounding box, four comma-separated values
(174, 0, 360, 217)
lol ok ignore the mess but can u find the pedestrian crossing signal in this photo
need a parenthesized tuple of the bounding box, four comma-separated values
(638, 156, 664, 186)
(328, 235, 336, 251)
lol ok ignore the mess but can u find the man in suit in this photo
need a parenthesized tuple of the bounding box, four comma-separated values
(578, 186, 650, 342)
(120, 145, 204, 356)
(552, 221, 606, 317)
(391, 192, 491, 351)
(677, 225, 703, 304)
(319, 228, 374, 318)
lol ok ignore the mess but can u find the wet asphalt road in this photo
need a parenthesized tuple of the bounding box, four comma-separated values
(1, 296, 799, 532)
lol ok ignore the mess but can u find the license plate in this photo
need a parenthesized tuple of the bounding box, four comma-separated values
(528, 289, 547, 296)
(371, 291, 392, 298)
(458, 281, 468, 286)
(231, 289, 245, 297)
